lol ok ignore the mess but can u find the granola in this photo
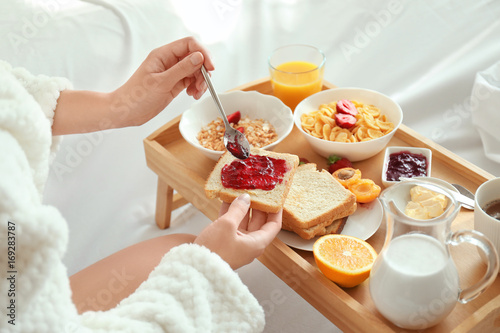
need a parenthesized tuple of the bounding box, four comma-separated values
(197, 116, 278, 151)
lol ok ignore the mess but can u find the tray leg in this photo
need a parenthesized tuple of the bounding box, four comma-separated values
(155, 178, 189, 229)
(155, 178, 172, 229)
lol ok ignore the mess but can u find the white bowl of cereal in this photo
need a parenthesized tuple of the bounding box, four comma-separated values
(180, 90, 294, 161)
(293, 87, 403, 162)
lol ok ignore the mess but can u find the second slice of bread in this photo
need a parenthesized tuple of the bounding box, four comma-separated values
(205, 148, 299, 213)
(283, 163, 357, 231)
(282, 216, 348, 240)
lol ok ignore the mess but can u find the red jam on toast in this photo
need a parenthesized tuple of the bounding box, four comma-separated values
(221, 154, 288, 190)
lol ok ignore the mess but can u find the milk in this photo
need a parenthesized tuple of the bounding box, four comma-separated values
(369, 233, 460, 329)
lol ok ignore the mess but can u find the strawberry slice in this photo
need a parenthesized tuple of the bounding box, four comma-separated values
(336, 99, 358, 116)
(236, 127, 245, 133)
(227, 111, 241, 124)
(299, 157, 310, 165)
(335, 113, 356, 129)
(327, 155, 353, 174)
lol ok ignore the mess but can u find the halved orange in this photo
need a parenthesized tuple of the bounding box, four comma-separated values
(313, 234, 377, 288)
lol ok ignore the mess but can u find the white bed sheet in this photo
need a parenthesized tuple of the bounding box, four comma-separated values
(2, 1, 500, 332)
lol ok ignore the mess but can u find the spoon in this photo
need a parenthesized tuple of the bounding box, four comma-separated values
(200, 65, 250, 159)
(452, 183, 475, 210)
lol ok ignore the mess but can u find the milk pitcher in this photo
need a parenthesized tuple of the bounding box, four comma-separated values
(369, 179, 499, 330)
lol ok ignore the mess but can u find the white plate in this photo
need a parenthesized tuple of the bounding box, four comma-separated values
(277, 199, 383, 251)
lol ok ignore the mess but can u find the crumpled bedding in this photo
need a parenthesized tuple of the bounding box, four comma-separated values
(471, 61, 500, 164)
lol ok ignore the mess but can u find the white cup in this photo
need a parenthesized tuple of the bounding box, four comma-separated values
(474, 177, 500, 266)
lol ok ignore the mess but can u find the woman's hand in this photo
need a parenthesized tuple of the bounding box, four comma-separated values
(194, 194, 282, 270)
(111, 36, 215, 127)
(52, 36, 214, 135)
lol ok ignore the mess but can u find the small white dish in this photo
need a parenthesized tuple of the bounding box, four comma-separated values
(381, 146, 432, 187)
(277, 198, 383, 251)
(179, 90, 294, 161)
(379, 176, 460, 222)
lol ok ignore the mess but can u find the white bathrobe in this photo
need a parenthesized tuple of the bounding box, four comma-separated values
(0, 60, 265, 333)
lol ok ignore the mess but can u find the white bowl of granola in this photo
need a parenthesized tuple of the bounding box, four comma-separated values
(179, 90, 294, 161)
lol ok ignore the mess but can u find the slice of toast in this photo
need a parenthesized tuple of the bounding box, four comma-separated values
(205, 147, 299, 213)
(282, 216, 348, 240)
(282, 163, 357, 236)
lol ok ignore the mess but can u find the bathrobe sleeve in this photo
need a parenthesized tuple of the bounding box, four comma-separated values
(0, 61, 265, 333)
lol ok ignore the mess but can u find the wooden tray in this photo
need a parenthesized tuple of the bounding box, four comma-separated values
(144, 78, 500, 332)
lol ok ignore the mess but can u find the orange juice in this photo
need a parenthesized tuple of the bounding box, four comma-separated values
(271, 61, 323, 110)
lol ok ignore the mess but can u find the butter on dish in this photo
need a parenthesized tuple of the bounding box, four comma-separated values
(404, 186, 448, 220)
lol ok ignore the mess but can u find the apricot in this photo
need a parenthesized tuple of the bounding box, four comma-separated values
(332, 168, 362, 188)
(348, 179, 381, 203)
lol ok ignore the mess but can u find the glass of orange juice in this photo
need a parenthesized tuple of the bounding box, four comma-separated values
(268, 44, 325, 111)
